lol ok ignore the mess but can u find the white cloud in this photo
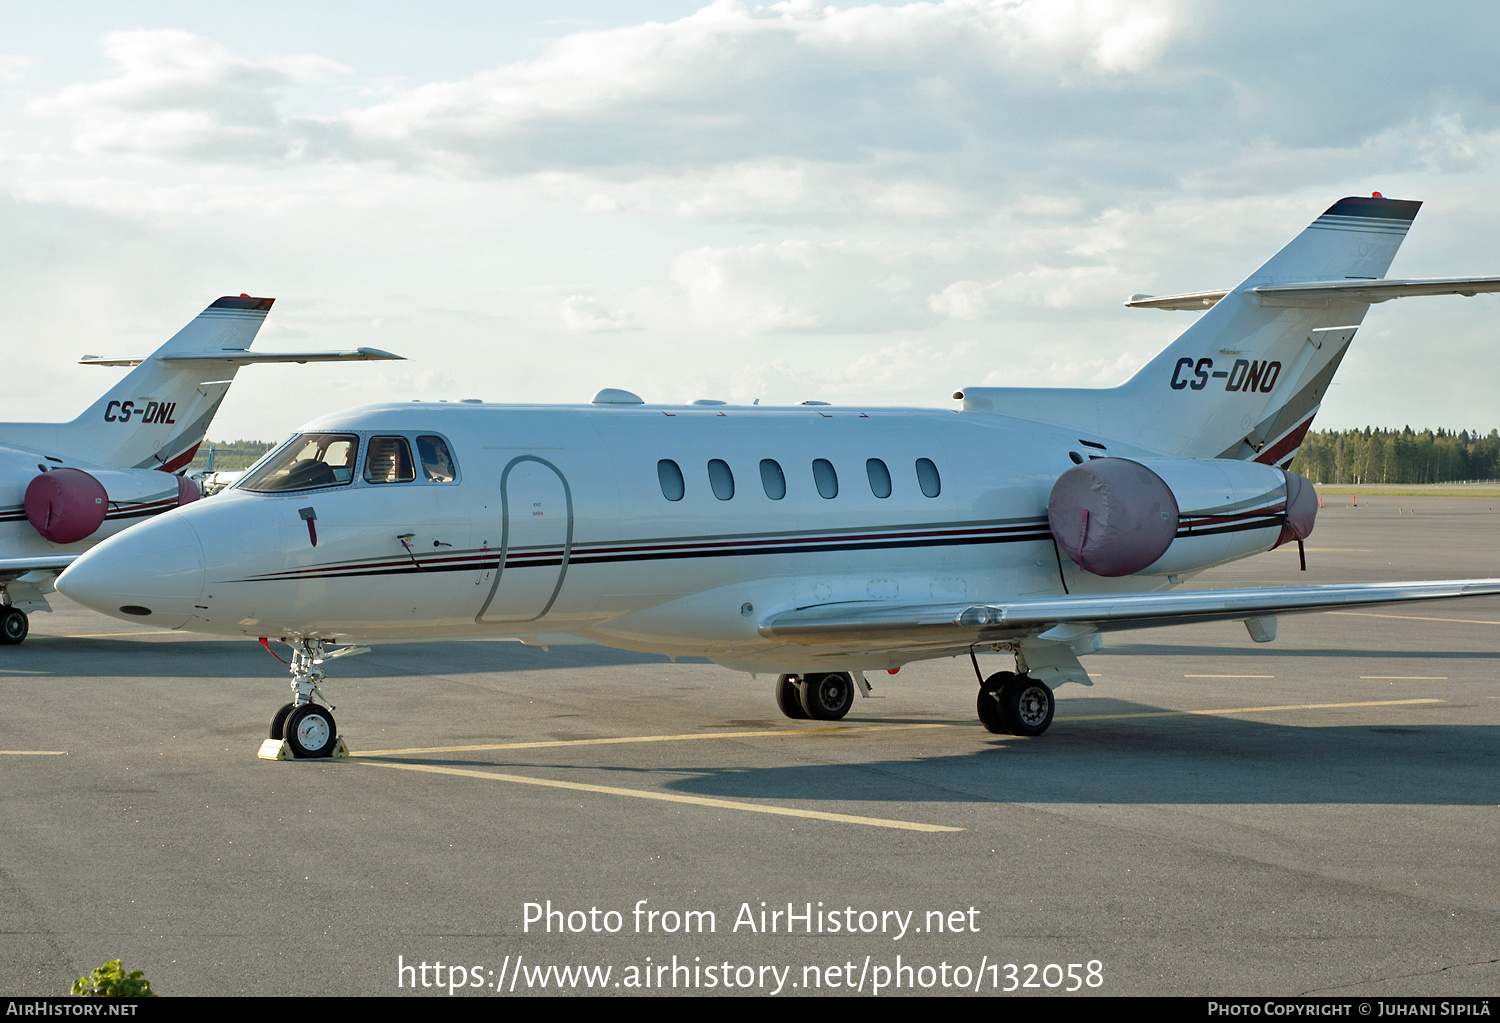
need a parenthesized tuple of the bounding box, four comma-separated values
(559, 294, 643, 332)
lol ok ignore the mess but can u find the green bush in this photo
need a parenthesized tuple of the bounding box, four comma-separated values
(71, 960, 156, 997)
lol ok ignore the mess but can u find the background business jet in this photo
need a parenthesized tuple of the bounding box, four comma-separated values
(0, 295, 401, 644)
(57, 197, 1500, 757)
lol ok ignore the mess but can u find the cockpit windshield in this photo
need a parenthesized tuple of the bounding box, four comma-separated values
(238, 433, 359, 493)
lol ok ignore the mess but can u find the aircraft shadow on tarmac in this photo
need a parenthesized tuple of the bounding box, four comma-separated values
(376, 695, 1500, 807)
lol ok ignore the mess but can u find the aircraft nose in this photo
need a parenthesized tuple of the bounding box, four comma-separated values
(57, 514, 205, 628)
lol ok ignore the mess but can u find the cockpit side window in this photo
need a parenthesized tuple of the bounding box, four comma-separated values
(416, 435, 457, 482)
(238, 433, 359, 493)
(364, 436, 416, 484)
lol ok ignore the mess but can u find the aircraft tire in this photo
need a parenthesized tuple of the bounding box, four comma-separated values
(0, 607, 27, 645)
(285, 704, 338, 758)
(998, 675, 1054, 737)
(977, 671, 1012, 734)
(775, 675, 808, 719)
(799, 672, 853, 721)
(269, 702, 296, 740)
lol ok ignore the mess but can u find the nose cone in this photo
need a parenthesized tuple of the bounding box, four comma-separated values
(57, 513, 205, 628)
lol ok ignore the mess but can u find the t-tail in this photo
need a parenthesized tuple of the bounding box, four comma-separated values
(0, 296, 275, 471)
(958, 196, 1500, 466)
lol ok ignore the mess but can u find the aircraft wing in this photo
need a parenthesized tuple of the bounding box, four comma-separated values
(759, 578, 1500, 647)
(0, 554, 79, 581)
(1125, 277, 1500, 311)
(80, 348, 404, 367)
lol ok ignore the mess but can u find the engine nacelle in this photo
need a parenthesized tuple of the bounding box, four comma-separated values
(24, 467, 197, 545)
(1048, 457, 1316, 578)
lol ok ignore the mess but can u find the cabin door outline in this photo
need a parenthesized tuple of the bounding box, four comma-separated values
(475, 455, 574, 623)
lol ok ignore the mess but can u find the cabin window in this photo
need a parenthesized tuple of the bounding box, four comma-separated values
(238, 433, 359, 493)
(364, 436, 416, 484)
(866, 458, 892, 498)
(708, 459, 735, 501)
(658, 459, 685, 501)
(916, 457, 941, 498)
(417, 435, 457, 482)
(759, 459, 786, 500)
(812, 458, 838, 499)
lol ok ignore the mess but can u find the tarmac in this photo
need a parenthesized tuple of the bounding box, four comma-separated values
(2, 494, 1497, 996)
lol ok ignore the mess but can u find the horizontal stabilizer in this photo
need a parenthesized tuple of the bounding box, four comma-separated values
(1125, 290, 1230, 311)
(81, 347, 404, 367)
(1127, 276, 1500, 311)
(761, 578, 1500, 646)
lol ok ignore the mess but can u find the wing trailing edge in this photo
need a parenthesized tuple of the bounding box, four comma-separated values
(760, 578, 1500, 646)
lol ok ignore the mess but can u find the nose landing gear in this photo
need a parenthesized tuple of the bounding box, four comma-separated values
(258, 638, 347, 760)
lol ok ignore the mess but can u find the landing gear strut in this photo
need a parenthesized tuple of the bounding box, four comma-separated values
(0, 606, 27, 645)
(978, 670, 1055, 736)
(273, 639, 339, 758)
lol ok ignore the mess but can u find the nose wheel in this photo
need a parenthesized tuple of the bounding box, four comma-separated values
(285, 704, 338, 758)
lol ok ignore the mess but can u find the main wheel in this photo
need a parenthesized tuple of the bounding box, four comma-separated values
(998, 675, 1054, 737)
(799, 672, 854, 721)
(284, 703, 338, 758)
(976, 671, 1013, 734)
(774, 675, 808, 719)
(0, 607, 27, 645)
(269, 702, 296, 740)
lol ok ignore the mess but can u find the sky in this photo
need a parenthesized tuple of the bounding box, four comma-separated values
(3, 1, 1499, 440)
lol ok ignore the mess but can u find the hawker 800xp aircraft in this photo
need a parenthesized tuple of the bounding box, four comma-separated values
(0, 295, 401, 644)
(58, 196, 1500, 757)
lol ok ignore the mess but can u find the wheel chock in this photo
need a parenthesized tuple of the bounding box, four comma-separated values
(256, 736, 350, 761)
(257, 738, 292, 760)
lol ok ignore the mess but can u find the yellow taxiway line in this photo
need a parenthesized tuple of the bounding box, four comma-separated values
(1327, 611, 1500, 626)
(352, 722, 950, 758)
(361, 759, 962, 833)
(0, 750, 67, 755)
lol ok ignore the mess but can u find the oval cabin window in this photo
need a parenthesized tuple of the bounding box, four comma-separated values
(658, 459, 685, 501)
(708, 459, 735, 501)
(866, 458, 891, 498)
(812, 459, 838, 499)
(916, 457, 941, 498)
(760, 459, 786, 500)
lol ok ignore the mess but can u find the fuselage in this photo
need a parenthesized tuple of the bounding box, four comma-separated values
(56, 400, 1288, 673)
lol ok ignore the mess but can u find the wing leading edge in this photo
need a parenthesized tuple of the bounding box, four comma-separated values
(759, 578, 1500, 648)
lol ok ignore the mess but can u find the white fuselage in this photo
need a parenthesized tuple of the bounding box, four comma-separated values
(58, 401, 1288, 673)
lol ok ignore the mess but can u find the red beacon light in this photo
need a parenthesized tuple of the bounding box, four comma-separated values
(1371, 192, 1383, 198)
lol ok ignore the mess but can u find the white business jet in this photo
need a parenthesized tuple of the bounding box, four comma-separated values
(57, 197, 1500, 757)
(0, 295, 402, 644)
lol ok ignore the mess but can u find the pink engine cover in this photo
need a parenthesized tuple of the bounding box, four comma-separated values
(1048, 458, 1180, 577)
(176, 475, 200, 505)
(24, 468, 109, 544)
(1274, 470, 1317, 547)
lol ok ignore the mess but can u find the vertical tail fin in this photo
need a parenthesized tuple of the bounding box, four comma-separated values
(960, 196, 1424, 465)
(1118, 196, 1419, 462)
(1, 296, 273, 470)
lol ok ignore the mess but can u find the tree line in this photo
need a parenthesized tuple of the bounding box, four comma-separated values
(1289, 427, 1500, 485)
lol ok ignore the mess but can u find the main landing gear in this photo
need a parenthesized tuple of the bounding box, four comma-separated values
(0, 607, 28, 645)
(774, 672, 855, 721)
(977, 671, 1055, 737)
(266, 638, 341, 758)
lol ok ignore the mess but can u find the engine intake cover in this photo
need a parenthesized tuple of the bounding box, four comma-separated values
(25, 468, 108, 544)
(1048, 458, 1180, 577)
